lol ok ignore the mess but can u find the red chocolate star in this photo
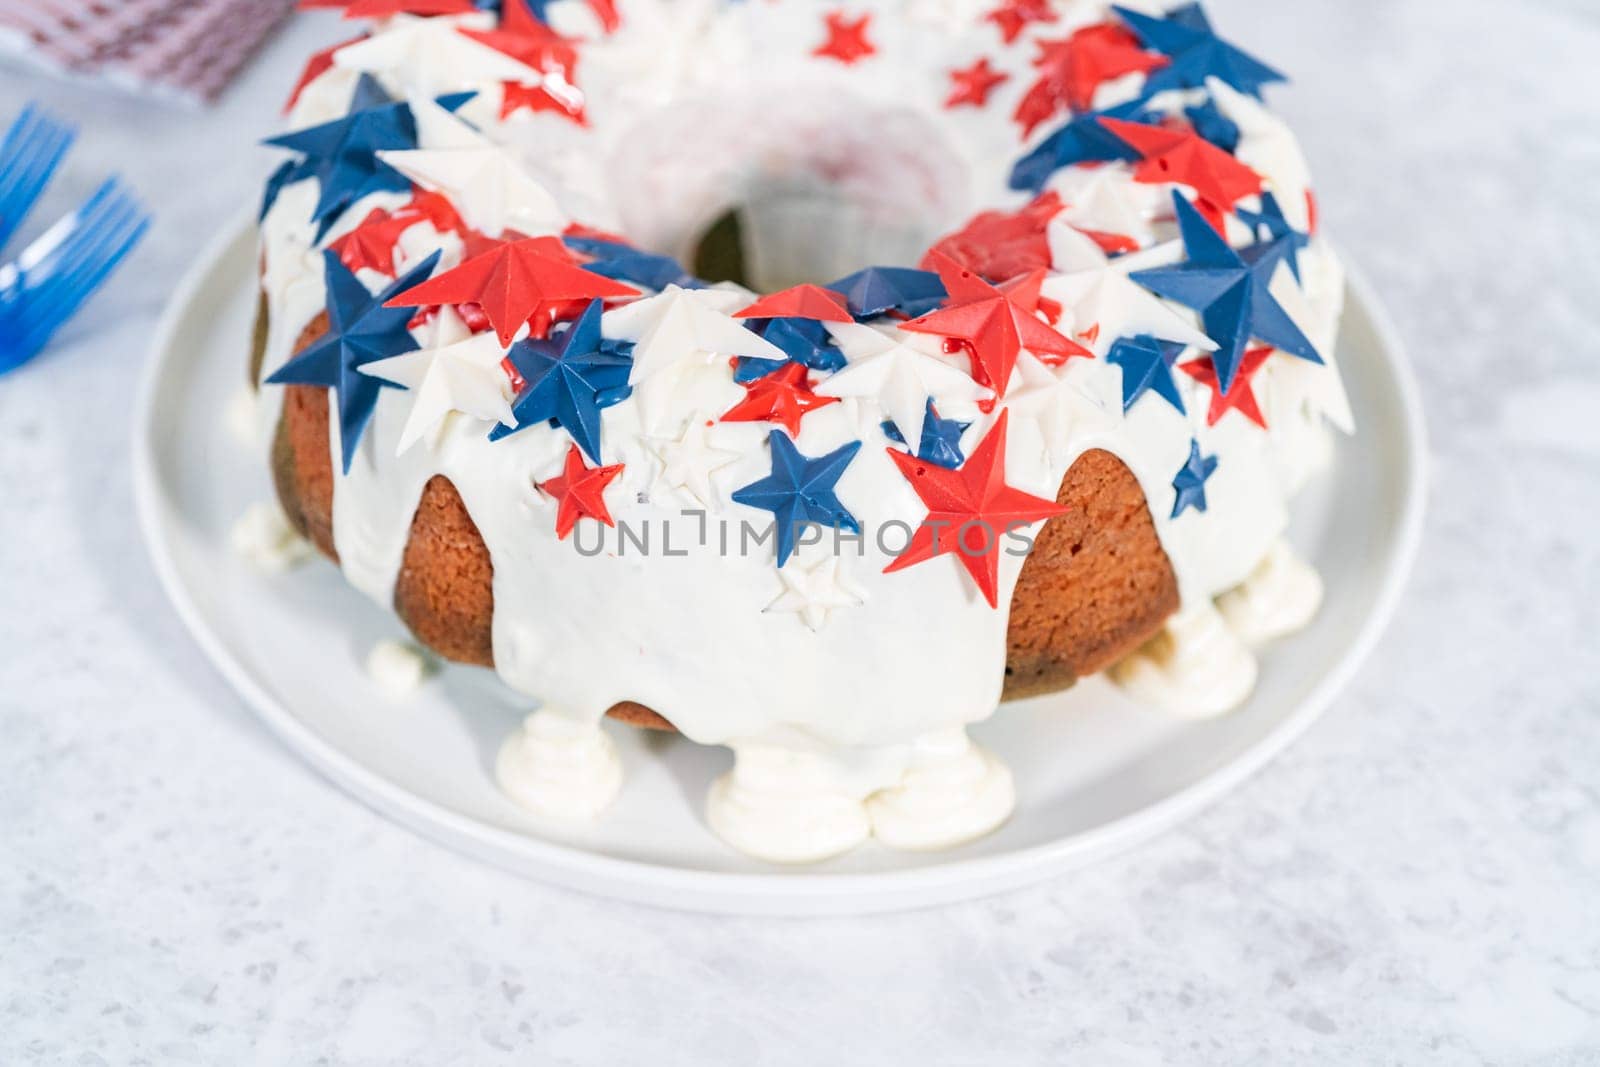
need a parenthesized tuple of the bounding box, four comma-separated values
(409, 219, 533, 334)
(490, 0, 549, 37)
(1077, 228, 1140, 256)
(903, 252, 1089, 396)
(537, 445, 624, 540)
(333, 0, 475, 16)
(925, 191, 1063, 283)
(500, 80, 587, 123)
(327, 208, 415, 276)
(986, 0, 1056, 44)
(1002, 269, 1064, 329)
(461, 1, 589, 123)
(719, 363, 838, 436)
(946, 57, 1009, 109)
(386, 236, 636, 347)
(459, 226, 527, 262)
(814, 11, 875, 65)
(1014, 23, 1167, 135)
(1098, 117, 1264, 232)
(563, 221, 631, 246)
(1182, 345, 1274, 425)
(734, 285, 853, 323)
(883, 410, 1067, 607)
(585, 0, 621, 32)
(404, 189, 466, 236)
(328, 189, 473, 277)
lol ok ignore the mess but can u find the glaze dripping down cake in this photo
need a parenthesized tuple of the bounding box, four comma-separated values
(246, 0, 1351, 862)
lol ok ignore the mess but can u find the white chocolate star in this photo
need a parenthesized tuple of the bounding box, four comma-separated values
(359, 308, 515, 453)
(648, 415, 741, 509)
(378, 97, 564, 239)
(816, 321, 992, 451)
(602, 285, 784, 428)
(606, 286, 784, 381)
(1210, 78, 1313, 231)
(1003, 351, 1121, 467)
(1043, 222, 1217, 357)
(1265, 249, 1353, 433)
(333, 14, 542, 101)
(1051, 163, 1163, 250)
(763, 557, 864, 632)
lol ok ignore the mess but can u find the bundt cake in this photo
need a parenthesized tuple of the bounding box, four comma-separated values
(244, 0, 1351, 861)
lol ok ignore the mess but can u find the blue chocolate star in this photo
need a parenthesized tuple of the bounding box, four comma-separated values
(259, 157, 317, 221)
(1008, 99, 1151, 195)
(1106, 334, 1188, 415)
(825, 266, 948, 319)
(1114, 3, 1286, 100)
(476, 0, 554, 21)
(563, 235, 704, 293)
(1129, 192, 1320, 396)
(1236, 191, 1310, 283)
(881, 400, 970, 470)
(489, 299, 633, 462)
(263, 75, 473, 238)
(266, 249, 442, 473)
(734, 318, 846, 383)
(732, 431, 861, 567)
(1184, 95, 1240, 153)
(1171, 439, 1219, 518)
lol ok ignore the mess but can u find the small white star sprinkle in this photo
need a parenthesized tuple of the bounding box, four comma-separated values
(649, 415, 741, 509)
(763, 557, 864, 632)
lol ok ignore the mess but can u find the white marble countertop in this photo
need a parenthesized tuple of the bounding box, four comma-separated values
(2, 1, 1597, 1063)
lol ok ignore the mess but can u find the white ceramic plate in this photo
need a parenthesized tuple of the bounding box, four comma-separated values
(133, 219, 1426, 915)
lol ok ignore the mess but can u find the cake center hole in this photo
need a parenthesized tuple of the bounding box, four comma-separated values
(691, 208, 751, 288)
(686, 167, 964, 293)
(610, 85, 976, 293)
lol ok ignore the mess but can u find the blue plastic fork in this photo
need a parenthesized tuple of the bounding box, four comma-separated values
(0, 177, 150, 374)
(0, 103, 76, 253)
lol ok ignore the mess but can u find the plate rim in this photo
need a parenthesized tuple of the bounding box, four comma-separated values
(131, 216, 1428, 915)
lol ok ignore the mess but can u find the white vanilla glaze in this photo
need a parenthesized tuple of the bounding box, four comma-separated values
(1109, 600, 1259, 719)
(1216, 538, 1325, 646)
(366, 639, 429, 697)
(497, 710, 624, 819)
(865, 729, 1015, 852)
(225, 386, 261, 447)
(706, 742, 885, 864)
(252, 0, 1350, 860)
(230, 501, 314, 573)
